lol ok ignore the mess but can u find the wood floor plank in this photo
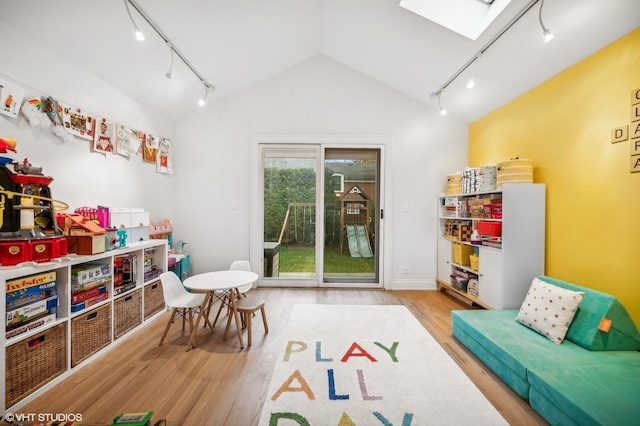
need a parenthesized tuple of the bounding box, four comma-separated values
(18, 288, 547, 425)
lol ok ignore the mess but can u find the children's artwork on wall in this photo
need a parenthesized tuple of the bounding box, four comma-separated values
(116, 125, 143, 157)
(42, 96, 63, 126)
(143, 134, 159, 163)
(93, 118, 117, 154)
(61, 103, 94, 140)
(0, 78, 26, 118)
(156, 138, 172, 174)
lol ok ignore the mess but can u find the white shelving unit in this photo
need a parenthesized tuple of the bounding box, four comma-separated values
(1, 239, 168, 413)
(437, 183, 545, 309)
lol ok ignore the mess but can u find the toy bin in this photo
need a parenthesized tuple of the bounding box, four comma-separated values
(451, 276, 470, 291)
(71, 303, 112, 367)
(144, 280, 165, 320)
(477, 221, 502, 237)
(452, 243, 474, 266)
(5, 323, 66, 407)
(470, 253, 479, 271)
(114, 289, 142, 340)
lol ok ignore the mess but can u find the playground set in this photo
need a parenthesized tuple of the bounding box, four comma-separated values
(276, 185, 373, 258)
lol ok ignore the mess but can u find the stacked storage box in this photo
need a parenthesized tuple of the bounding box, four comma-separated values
(496, 158, 533, 189)
(5, 272, 58, 340)
(445, 173, 462, 195)
(461, 166, 497, 194)
(70, 263, 110, 312)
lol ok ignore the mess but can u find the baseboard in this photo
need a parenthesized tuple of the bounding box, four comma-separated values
(389, 278, 438, 290)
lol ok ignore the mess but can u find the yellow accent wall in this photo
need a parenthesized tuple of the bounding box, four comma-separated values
(469, 28, 640, 326)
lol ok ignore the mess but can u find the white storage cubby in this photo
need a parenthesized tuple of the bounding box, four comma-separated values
(436, 183, 545, 309)
(1, 239, 167, 413)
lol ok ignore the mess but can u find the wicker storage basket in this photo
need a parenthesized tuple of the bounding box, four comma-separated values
(144, 280, 165, 320)
(6, 323, 66, 407)
(114, 288, 142, 340)
(71, 303, 111, 367)
(496, 158, 533, 188)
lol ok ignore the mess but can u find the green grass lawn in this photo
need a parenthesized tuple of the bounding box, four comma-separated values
(278, 244, 374, 273)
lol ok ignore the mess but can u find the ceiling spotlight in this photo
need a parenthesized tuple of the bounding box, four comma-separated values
(165, 46, 174, 79)
(466, 79, 476, 89)
(539, 0, 554, 43)
(436, 91, 447, 116)
(198, 83, 214, 106)
(124, 0, 145, 41)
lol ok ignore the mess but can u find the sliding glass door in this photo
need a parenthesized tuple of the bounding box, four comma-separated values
(259, 142, 383, 288)
(323, 148, 379, 283)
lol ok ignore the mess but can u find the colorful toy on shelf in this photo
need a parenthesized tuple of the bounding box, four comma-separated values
(0, 138, 69, 266)
(0, 136, 17, 153)
(116, 229, 128, 248)
(61, 213, 106, 255)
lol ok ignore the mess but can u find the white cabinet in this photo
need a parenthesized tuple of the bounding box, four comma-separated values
(436, 183, 545, 310)
(1, 239, 167, 412)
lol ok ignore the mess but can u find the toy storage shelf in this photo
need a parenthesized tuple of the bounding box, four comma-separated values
(436, 183, 545, 310)
(0, 239, 167, 413)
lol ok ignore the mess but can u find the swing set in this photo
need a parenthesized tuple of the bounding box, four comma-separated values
(277, 201, 372, 257)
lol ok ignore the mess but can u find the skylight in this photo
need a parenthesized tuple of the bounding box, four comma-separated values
(399, 0, 513, 41)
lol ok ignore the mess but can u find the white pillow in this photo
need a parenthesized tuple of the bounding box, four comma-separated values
(515, 278, 584, 344)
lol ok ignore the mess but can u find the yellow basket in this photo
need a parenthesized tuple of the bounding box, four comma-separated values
(470, 253, 479, 271)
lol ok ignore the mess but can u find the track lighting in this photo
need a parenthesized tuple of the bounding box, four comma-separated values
(165, 45, 174, 79)
(539, 0, 554, 42)
(124, 0, 215, 105)
(430, 0, 547, 116)
(124, 0, 144, 41)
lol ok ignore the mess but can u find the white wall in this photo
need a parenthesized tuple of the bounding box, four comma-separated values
(1, 21, 469, 288)
(0, 21, 173, 220)
(173, 55, 468, 288)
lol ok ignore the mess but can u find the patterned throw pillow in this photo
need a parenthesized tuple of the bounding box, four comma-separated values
(515, 277, 585, 344)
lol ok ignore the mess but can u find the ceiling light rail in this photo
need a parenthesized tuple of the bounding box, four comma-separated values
(124, 0, 215, 105)
(430, 0, 548, 112)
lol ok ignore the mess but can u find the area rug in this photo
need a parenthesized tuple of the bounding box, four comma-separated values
(258, 304, 507, 425)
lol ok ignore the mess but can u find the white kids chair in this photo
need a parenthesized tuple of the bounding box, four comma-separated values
(158, 271, 206, 346)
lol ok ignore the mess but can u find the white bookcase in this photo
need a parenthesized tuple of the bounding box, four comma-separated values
(1, 239, 167, 413)
(437, 183, 545, 309)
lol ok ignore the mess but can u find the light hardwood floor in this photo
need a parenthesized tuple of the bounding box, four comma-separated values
(20, 288, 547, 425)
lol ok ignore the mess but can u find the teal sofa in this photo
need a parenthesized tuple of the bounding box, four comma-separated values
(451, 275, 640, 426)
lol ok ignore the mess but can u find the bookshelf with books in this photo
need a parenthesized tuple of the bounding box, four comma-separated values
(1, 239, 168, 413)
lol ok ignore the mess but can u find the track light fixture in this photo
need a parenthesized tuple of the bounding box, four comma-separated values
(436, 91, 447, 116)
(430, 0, 546, 116)
(124, 0, 215, 104)
(165, 45, 174, 79)
(124, 0, 144, 41)
(538, 0, 554, 43)
(198, 83, 214, 106)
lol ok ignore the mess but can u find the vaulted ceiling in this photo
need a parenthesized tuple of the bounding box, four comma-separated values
(1, 0, 639, 123)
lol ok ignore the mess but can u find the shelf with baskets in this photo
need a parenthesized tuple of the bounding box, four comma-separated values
(437, 184, 545, 310)
(1, 239, 168, 412)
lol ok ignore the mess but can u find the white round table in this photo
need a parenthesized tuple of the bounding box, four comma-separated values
(183, 270, 258, 349)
